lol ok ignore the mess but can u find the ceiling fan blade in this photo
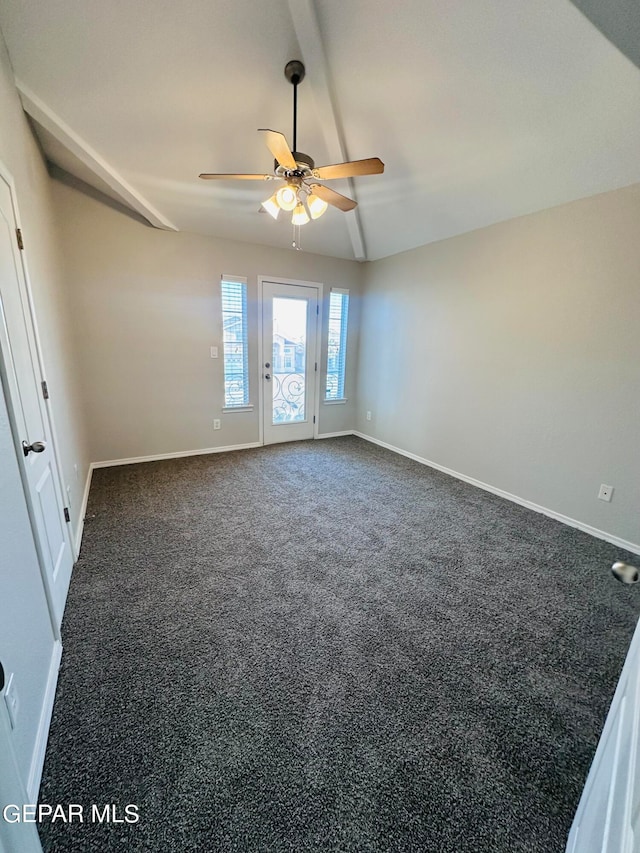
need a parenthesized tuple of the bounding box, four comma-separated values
(199, 173, 272, 180)
(258, 129, 297, 170)
(309, 183, 357, 212)
(313, 157, 385, 180)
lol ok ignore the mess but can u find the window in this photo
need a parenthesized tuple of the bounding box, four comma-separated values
(221, 277, 249, 408)
(326, 289, 349, 400)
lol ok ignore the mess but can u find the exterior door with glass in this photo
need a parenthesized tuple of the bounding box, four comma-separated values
(261, 280, 320, 445)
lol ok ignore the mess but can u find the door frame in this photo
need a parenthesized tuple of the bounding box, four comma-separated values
(257, 276, 323, 446)
(0, 160, 74, 638)
(565, 614, 640, 851)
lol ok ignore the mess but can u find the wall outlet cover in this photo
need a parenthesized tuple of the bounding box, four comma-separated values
(598, 484, 614, 502)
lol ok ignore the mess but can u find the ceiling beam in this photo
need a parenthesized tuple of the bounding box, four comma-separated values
(570, 0, 640, 71)
(16, 80, 178, 232)
(287, 0, 367, 261)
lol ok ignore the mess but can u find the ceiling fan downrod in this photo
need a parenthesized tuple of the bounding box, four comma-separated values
(284, 60, 305, 161)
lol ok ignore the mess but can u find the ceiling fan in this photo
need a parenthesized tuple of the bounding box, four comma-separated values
(199, 60, 384, 226)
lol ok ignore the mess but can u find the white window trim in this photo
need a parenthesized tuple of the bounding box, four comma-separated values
(222, 405, 254, 413)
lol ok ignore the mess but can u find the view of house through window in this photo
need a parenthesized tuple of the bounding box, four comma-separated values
(221, 277, 249, 408)
(272, 296, 307, 423)
(326, 289, 349, 400)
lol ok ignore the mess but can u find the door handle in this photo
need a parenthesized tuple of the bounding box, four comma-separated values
(265, 374, 272, 381)
(22, 440, 46, 456)
(612, 561, 639, 584)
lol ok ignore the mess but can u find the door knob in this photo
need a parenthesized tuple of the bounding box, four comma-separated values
(612, 561, 639, 584)
(265, 374, 272, 381)
(22, 440, 46, 456)
(265, 362, 271, 368)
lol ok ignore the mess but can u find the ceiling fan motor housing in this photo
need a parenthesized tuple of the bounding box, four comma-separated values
(274, 150, 315, 176)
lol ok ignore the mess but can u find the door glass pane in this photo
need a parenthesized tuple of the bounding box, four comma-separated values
(272, 297, 307, 424)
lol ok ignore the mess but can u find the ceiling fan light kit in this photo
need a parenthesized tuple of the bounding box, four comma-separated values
(261, 193, 280, 220)
(199, 60, 384, 239)
(275, 184, 298, 211)
(307, 192, 328, 220)
(292, 202, 310, 226)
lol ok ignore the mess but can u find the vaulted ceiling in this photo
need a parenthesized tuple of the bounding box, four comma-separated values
(1, 0, 640, 261)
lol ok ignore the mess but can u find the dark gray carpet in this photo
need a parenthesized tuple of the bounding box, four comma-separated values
(38, 436, 638, 852)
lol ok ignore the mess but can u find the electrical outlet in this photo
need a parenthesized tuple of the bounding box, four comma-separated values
(4, 673, 19, 729)
(366, 411, 372, 421)
(598, 484, 614, 502)
(210, 346, 218, 359)
(213, 419, 221, 430)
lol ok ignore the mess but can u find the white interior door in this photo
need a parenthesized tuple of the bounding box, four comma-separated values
(0, 698, 43, 853)
(0, 173, 73, 631)
(261, 280, 320, 445)
(566, 616, 640, 852)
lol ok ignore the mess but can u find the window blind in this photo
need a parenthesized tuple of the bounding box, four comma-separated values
(326, 290, 349, 400)
(221, 278, 249, 407)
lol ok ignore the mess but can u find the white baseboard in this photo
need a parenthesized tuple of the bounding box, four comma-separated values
(92, 435, 354, 470)
(27, 639, 62, 801)
(92, 441, 263, 470)
(80, 435, 352, 551)
(316, 430, 355, 440)
(73, 443, 263, 557)
(73, 464, 94, 558)
(353, 431, 640, 556)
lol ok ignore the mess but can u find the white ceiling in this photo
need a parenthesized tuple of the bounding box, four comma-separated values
(1, 0, 640, 261)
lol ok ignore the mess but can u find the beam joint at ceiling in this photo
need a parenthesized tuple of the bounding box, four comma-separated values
(287, 0, 367, 261)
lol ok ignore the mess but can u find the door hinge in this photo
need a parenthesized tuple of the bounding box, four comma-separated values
(16, 228, 24, 251)
(316, 304, 319, 315)
(63, 507, 71, 523)
(314, 362, 317, 372)
(41, 380, 49, 400)
(313, 415, 316, 424)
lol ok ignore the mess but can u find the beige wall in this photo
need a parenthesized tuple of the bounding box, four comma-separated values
(0, 34, 89, 535)
(357, 185, 640, 547)
(51, 179, 363, 463)
(41, 110, 640, 549)
(51, 172, 640, 548)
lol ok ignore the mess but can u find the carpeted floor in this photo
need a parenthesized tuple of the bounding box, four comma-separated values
(38, 436, 638, 852)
